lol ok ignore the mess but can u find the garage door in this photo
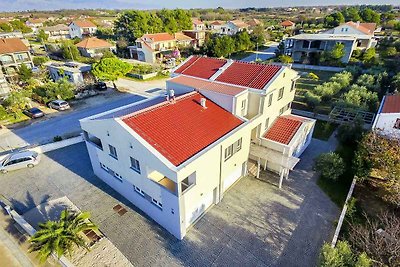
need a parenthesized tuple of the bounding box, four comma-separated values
(223, 163, 244, 192)
(185, 190, 214, 228)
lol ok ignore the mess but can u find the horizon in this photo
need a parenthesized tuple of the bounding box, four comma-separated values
(0, 0, 398, 13)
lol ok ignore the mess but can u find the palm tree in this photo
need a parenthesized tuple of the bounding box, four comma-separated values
(29, 209, 98, 263)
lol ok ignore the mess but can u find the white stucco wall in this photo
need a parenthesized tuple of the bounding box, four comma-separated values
(373, 113, 400, 139)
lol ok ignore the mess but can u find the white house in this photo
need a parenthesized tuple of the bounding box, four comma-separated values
(372, 94, 400, 139)
(40, 24, 70, 40)
(80, 56, 315, 239)
(45, 61, 91, 85)
(68, 20, 97, 39)
(75, 37, 115, 58)
(223, 20, 250, 35)
(25, 18, 45, 33)
(192, 18, 205, 31)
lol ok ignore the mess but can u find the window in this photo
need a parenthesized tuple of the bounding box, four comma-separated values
(130, 157, 141, 174)
(265, 117, 270, 130)
(278, 87, 284, 100)
(224, 145, 234, 161)
(279, 106, 285, 115)
(152, 198, 163, 209)
(240, 99, 247, 116)
(290, 81, 296, 92)
(268, 93, 273, 107)
(394, 118, 400, 129)
(134, 186, 145, 196)
(235, 138, 242, 152)
(241, 99, 246, 109)
(109, 145, 118, 159)
(100, 162, 107, 171)
(105, 166, 123, 182)
(181, 174, 196, 194)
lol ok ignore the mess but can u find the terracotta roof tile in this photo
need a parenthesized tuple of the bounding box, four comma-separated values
(281, 20, 295, 27)
(169, 75, 247, 96)
(264, 115, 305, 145)
(73, 20, 96, 28)
(142, 33, 175, 42)
(192, 18, 204, 25)
(0, 38, 28, 54)
(381, 94, 400, 113)
(345, 21, 376, 35)
(122, 92, 243, 166)
(174, 56, 227, 79)
(215, 61, 281, 89)
(76, 37, 113, 49)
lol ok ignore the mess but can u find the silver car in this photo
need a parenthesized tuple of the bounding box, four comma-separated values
(0, 151, 41, 173)
(48, 100, 70, 111)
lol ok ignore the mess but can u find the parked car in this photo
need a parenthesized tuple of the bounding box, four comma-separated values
(95, 81, 107, 91)
(23, 107, 45, 119)
(48, 100, 70, 111)
(0, 151, 41, 173)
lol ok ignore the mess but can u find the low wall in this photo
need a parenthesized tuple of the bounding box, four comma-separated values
(127, 72, 158, 80)
(273, 63, 344, 72)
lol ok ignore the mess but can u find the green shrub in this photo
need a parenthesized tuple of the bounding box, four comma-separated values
(304, 91, 321, 109)
(53, 136, 62, 142)
(319, 241, 372, 267)
(315, 152, 345, 181)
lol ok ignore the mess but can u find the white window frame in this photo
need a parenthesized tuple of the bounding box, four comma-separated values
(130, 157, 141, 174)
(268, 93, 273, 107)
(224, 144, 234, 161)
(134, 186, 145, 197)
(265, 117, 270, 130)
(151, 198, 163, 209)
(278, 87, 284, 100)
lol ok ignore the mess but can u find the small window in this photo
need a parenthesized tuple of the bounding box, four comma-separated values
(279, 106, 285, 115)
(290, 81, 296, 92)
(224, 145, 234, 161)
(130, 157, 141, 174)
(241, 99, 246, 109)
(235, 138, 242, 152)
(100, 163, 108, 171)
(278, 87, 284, 100)
(109, 145, 118, 159)
(268, 93, 273, 107)
(394, 118, 400, 129)
(265, 117, 270, 130)
(152, 198, 162, 209)
(134, 186, 145, 196)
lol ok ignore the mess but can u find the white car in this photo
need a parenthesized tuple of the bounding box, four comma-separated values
(49, 100, 70, 111)
(0, 151, 41, 173)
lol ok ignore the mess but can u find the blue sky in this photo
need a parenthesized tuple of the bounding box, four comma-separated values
(0, 0, 398, 12)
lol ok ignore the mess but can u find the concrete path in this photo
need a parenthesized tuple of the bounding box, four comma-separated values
(241, 43, 279, 62)
(0, 226, 33, 267)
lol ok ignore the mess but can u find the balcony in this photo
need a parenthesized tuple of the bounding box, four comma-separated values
(148, 170, 177, 195)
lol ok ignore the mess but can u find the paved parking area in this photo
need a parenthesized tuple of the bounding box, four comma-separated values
(0, 141, 338, 267)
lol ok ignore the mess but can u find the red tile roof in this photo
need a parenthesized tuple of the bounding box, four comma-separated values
(121, 92, 243, 166)
(215, 61, 281, 89)
(174, 56, 227, 80)
(281, 20, 295, 27)
(345, 21, 376, 35)
(192, 18, 204, 25)
(76, 37, 113, 49)
(142, 33, 175, 42)
(0, 38, 28, 54)
(381, 94, 400, 113)
(73, 20, 97, 28)
(169, 75, 247, 96)
(264, 115, 305, 145)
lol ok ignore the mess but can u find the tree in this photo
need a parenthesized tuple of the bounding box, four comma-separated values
(60, 40, 80, 61)
(392, 73, 400, 92)
(354, 132, 400, 207)
(235, 31, 253, 51)
(324, 12, 345, 28)
(319, 241, 372, 267)
(277, 55, 294, 64)
(342, 7, 361, 22)
(3, 90, 30, 118)
(347, 212, 399, 266)
(29, 209, 97, 263)
(0, 105, 8, 120)
(361, 48, 377, 66)
(340, 85, 378, 111)
(32, 78, 75, 103)
(0, 22, 12, 32)
(315, 152, 345, 181)
(33, 56, 49, 67)
(9, 19, 32, 33)
(330, 71, 353, 88)
(92, 57, 133, 89)
(250, 25, 265, 46)
(320, 43, 345, 65)
(360, 8, 380, 24)
(336, 119, 365, 147)
(18, 64, 33, 82)
(304, 91, 321, 110)
(37, 29, 49, 43)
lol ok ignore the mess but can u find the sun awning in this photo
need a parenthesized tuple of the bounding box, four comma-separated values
(250, 143, 300, 170)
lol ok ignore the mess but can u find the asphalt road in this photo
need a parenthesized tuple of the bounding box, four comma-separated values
(241, 43, 279, 62)
(0, 94, 146, 152)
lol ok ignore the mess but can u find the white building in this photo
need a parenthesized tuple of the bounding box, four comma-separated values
(45, 61, 91, 85)
(372, 94, 400, 139)
(68, 20, 97, 39)
(80, 56, 315, 239)
(40, 24, 70, 40)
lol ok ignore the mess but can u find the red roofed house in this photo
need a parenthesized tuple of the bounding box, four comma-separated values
(80, 56, 314, 239)
(128, 32, 196, 64)
(69, 20, 97, 39)
(192, 18, 205, 31)
(25, 18, 45, 32)
(373, 94, 400, 139)
(0, 38, 33, 81)
(281, 20, 296, 29)
(76, 37, 116, 58)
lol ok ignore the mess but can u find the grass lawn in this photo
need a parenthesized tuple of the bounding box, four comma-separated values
(317, 144, 355, 207)
(312, 120, 338, 141)
(124, 73, 169, 82)
(230, 51, 253, 60)
(1, 114, 30, 126)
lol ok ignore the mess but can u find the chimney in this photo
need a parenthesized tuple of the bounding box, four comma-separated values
(200, 98, 207, 109)
(356, 21, 360, 27)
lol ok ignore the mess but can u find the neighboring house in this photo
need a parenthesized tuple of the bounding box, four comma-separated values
(68, 20, 97, 39)
(0, 31, 23, 39)
(284, 21, 378, 64)
(0, 38, 33, 81)
(281, 20, 296, 29)
(45, 61, 91, 85)
(247, 18, 262, 28)
(128, 32, 195, 64)
(0, 68, 11, 97)
(80, 56, 315, 239)
(372, 94, 400, 139)
(76, 37, 115, 58)
(222, 20, 250, 35)
(182, 30, 206, 47)
(25, 18, 45, 32)
(192, 18, 206, 31)
(208, 20, 227, 34)
(40, 24, 70, 40)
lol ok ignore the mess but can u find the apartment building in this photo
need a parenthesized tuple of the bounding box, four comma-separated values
(40, 24, 70, 40)
(80, 56, 315, 239)
(284, 21, 377, 64)
(68, 20, 97, 39)
(372, 94, 400, 139)
(0, 38, 33, 81)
